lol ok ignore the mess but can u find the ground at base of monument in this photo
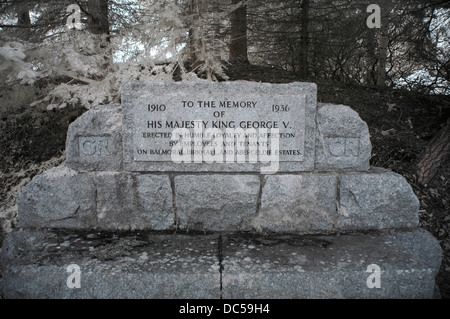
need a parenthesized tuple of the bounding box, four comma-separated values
(1, 227, 441, 299)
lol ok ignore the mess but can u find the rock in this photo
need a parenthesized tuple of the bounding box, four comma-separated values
(254, 174, 338, 233)
(337, 167, 419, 230)
(315, 103, 371, 171)
(66, 104, 123, 171)
(17, 165, 96, 229)
(96, 172, 174, 230)
(175, 175, 260, 231)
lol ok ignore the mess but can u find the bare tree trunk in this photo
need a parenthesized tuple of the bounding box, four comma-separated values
(376, 12, 389, 87)
(365, 23, 378, 86)
(16, 1, 31, 40)
(229, 0, 249, 64)
(85, 0, 111, 69)
(188, 0, 202, 67)
(416, 118, 450, 185)
(87, 0, 109, 40)
(17, 4, 30, 26)
(298, 0, 310, 77)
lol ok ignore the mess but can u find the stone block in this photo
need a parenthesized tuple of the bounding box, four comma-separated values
(17, 165, 96, 229)
(254, 174, 338, 233)
(66, 104, 123, 171)
(337, 167, 419, 230)
(175, 175, 260, 231)
(96, 172, 174, 230)
(315, 103, 371, 171)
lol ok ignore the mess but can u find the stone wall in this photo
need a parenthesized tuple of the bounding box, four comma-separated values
(17, 84, 419, 234)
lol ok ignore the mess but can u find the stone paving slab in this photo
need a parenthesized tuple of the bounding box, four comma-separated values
(1, 229, 220, 299)
(221, 228, 441, 299)
(1, 228, 441, 299)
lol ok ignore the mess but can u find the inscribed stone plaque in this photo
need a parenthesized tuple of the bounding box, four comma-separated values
(122, 81, 317, 172)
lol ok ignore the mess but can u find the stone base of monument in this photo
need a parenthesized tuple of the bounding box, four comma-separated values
(1, 82, 442, 298)
(1, 228, 441, 299)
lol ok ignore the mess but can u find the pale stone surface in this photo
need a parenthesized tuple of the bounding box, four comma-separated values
(17, 167, 174, 231)
(254, 174, 338, 233)
(122, 81, 317, 173)
(221, 228, 441, 299)
(315, 103, 371, 171)
(66, 104, 123, 171)
(96, 172, 174, 230)
(17, 165, 96, 229)
(1, 229, 220, 299)
(1, 228, 440, 299)
(175, 175, 260, 231)
(337, 167, 419, 230)
(16, 168, 420, 233)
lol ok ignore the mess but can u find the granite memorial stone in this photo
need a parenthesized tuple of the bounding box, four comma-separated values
(1, 81, 442, 299)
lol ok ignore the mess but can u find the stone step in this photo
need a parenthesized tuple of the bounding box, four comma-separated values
(1, 228, 441, 299)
